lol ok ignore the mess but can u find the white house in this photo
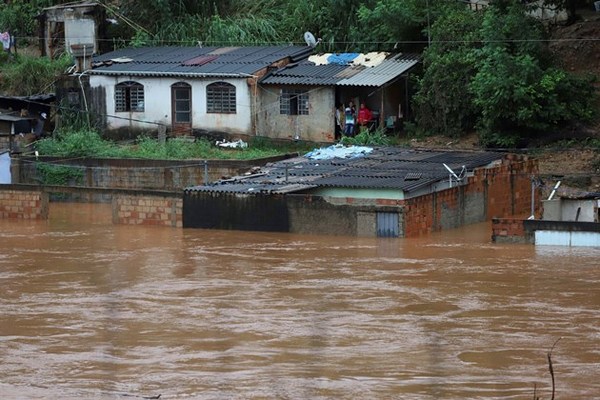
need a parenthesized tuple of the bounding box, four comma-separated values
(85, 46, 313, 138)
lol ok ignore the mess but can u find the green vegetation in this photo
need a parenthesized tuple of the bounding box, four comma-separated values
(0, 54, 73, 96)
(340, 127, 392, 146)
(34, 129, 314, 160)
(0, 0, 597, 149)
(35, 163, 84, 186)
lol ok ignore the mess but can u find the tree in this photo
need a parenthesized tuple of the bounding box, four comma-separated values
(352, 0, 429, 52)
(469, 1, 596, 146)
(412, 4, 482, 137)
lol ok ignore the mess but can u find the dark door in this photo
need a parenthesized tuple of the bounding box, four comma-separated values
(171, 82, 192, 136)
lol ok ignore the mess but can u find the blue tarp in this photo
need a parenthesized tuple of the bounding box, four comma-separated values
(327, 53, 359, 65)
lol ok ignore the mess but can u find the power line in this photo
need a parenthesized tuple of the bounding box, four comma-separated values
(8, 35, 600, 46)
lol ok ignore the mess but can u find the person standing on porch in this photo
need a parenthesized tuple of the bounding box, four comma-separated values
(357, 102, 372, 129)
(344, 105, 355, 137)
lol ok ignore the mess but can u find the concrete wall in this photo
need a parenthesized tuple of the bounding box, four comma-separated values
(113, 194, 182, 227)
(0, 187, 49, 219)
(14, 155, 291, 191)
(89, 76, 253, 135)
(257, 85, 335, 142)
(559, 199, 598, 222)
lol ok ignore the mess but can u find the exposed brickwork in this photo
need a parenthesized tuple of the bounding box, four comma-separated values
(113, 195, 182, 227)
(402, 156, 540, 237)
(0, 189, 48, 220)
(491, 218, 529, 244)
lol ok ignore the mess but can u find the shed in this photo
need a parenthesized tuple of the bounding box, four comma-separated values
(37, 1, 108, 59)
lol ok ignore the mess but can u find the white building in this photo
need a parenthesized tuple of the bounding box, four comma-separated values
(85, 46, 313, 138)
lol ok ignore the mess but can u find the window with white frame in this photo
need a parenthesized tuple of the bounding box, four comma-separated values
(206, 82, 236, 113)
(280, 89, 309, 115)
(115, 81, 145, 112)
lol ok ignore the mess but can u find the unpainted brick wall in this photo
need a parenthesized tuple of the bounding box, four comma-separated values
(113, 195, 182, 227)
(0, 189, 48, 219)
(403, 157, 539, 237)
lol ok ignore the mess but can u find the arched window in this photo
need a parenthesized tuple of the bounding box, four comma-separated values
(115, 81, 144, 112)
(206, 82, 236, 114)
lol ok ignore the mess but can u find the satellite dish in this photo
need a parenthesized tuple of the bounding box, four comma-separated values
(442, 163, 466, 188)
(304, 31, 317, 48)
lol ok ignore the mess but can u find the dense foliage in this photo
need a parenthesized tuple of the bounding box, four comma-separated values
(0, 54, 72, 95)
(414, 0, 596, 146)
(0, 0, 597, 148)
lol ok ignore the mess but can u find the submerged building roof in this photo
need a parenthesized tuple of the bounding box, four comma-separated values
(89, 46, 314, 78)
(185, 146, 503, 196)
(260, 53, 420, 87)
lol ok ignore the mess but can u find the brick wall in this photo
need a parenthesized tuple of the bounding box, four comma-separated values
(0, 188, 48, 219)
(491, 218, 529, 243)
(402, 156, 539, 237)
(112, 194, 182, 227)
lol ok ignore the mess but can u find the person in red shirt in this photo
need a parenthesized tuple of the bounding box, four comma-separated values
(357, 102, 372, 129)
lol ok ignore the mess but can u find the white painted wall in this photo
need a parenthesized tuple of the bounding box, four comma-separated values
(560, 199, 597, 222)
(536, 230, 600, 247)
(89, 76, 254, 134)
(65, 19, 96, 53)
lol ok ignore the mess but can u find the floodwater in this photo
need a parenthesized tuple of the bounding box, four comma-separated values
(1, 204, 599, 400)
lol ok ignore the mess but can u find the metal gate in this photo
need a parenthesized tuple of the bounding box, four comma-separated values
(376, 212, 399, 237)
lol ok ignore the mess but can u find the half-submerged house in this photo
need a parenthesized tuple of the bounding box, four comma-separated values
(183, 146, 538, 237)
(258, 53, 420, 142)
(85, 46, 313, 138)
(493, 190, 600, 246)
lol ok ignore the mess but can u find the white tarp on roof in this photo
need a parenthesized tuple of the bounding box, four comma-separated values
(308, 52, 388, 68)
(305, 144, 373, 160)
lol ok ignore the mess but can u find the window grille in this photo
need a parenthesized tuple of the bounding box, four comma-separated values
(115, 81, 144, 112)
(280, 89, 309, 115)
(207, 82, 236, 113)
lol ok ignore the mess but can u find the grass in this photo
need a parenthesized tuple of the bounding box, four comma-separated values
(35, 129, 317, 160)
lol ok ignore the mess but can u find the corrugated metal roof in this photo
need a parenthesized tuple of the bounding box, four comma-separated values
(90, 46, 314, 78)
(185, 147, 504, 195)
(260, 53, 420, 87)
(336, 54, 420, 87)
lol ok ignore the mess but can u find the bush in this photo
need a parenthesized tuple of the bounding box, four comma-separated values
(340, 127, 391, 146)
(0, 54, 73, 96)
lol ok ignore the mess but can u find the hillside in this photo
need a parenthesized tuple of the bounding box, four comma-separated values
(410, 7, 600, 194)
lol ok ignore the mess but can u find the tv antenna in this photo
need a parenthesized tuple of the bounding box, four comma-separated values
(303, 31, 321, 48)
(442, 163, 466, 188)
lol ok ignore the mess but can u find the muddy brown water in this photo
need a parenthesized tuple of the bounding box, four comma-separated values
(1, 203, 599, 399)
